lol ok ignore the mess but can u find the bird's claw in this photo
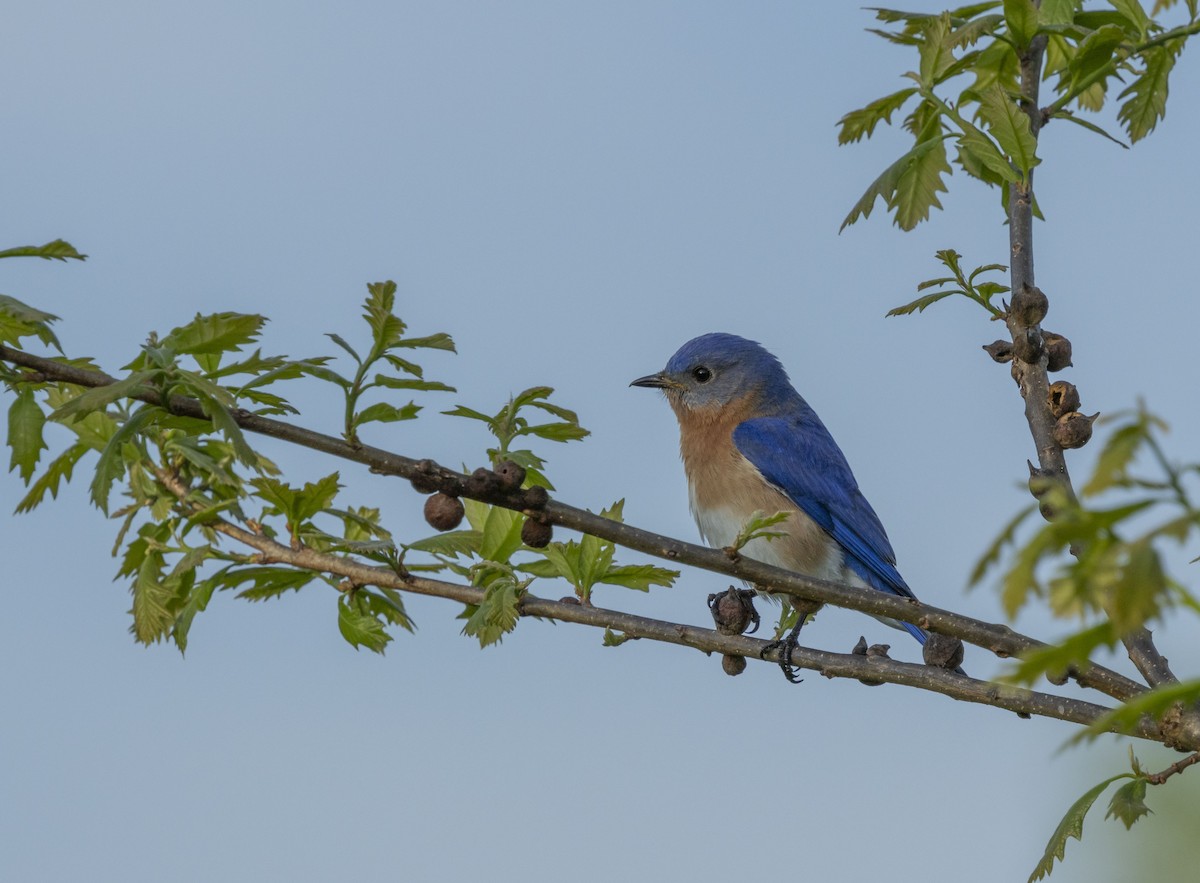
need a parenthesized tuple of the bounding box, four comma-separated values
(760, 632, 804, 684)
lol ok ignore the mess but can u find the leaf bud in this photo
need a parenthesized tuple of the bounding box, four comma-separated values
(721, 654, 747, 677)
(1011, 327, 1044, 364)
(1044, 332, 1073, 372)
(922, 632, 965, 671)
(424, 492, 464, 531)
(1053, 411, 1098, 450)
(1047, 380, 1081, 418)
(1009, 284, 1049, 327)
(493, 459, 526, 491)
(983, 340, 1013, 363)
(521, 517, 553, 548)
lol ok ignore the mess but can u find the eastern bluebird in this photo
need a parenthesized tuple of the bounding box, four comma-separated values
(632, 332, 936, 681)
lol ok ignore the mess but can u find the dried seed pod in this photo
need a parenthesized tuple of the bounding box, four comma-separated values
(410, 460, 441, 494)
(1044, 332, 1073, 372)
(1026, 460, 1058, 499)
(424, 492, 464, 531)
(1010, 284, 1049, 327)
(521, 517, 553, 548)
(1047, 380, 1081, 418)
(523, 485, 549, 510)
(983, 340, 1014, 363)
(464, 466, 500, 497)
(708, 587, 756, 636)
(1011, 328, 1045, 364)
(721, 654, 747, 677)
(923, 632, 965, 671)
(1053, 411, 1097, 450)
(493, 459, 526, 491)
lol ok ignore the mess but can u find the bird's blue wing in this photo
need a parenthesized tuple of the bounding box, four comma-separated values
(732, 414, 918, 605)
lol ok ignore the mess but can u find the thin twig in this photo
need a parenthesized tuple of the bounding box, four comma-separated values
(1147, 751, 1200, 785)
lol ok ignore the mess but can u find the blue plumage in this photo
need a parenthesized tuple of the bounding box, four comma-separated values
(632, 332, 937, 675)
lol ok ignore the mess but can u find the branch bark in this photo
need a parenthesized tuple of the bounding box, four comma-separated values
(1004, 35, 1178, 690)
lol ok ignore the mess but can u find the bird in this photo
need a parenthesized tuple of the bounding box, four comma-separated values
(631, 331, 938, 682)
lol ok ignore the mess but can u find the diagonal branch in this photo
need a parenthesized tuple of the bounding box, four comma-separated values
(0, 343, 1149, 704)
(149, 464, 1178, 746)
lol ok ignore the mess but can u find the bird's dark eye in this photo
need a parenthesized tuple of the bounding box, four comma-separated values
(692, 366, 712, 383)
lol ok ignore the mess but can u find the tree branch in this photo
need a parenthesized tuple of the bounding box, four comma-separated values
(0, 343, 1150, 706)
(148, 464, 1180, 746)
(1004, 35, 1178, 690)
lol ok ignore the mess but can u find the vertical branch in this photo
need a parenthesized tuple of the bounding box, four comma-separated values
(1006, 35, 1069, 493)
(1006, 32, 1177, 689)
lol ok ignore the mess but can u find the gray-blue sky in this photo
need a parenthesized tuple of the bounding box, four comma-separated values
(4, 3, 1200, 881)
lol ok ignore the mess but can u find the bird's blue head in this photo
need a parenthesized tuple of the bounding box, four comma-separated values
(630, 332, 796, 414)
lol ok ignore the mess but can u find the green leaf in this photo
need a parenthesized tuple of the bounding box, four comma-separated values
(325, 333, 362, 364)
(602, 628, 635, 647)
(730, 510, 792, 552)
(405, 529, 483, 559)
(1072, 679, 1200, 744)
(886, 290, 960, 316)
(173, 576, 217, 655)
(90, 406, 159, 513)
(1117, 43, 1180, 143)
(353, 401, 421, 426)
(957, 123, 1023, 184)
(337, 594, 392, 652)
(369, 374, 456, 393)
(1109, 0, 1150, 41)
(837, 88, 919, 144)
(599, 564, 679, 592)
(1003, 0, 1038, 50)
(1106, 778, 1152, 830)
(363, 281, 405, 354)
(841, 137, 948, 231)
(1067, 24, 1126, 98)
(1002, 621, 1117, 686)
(479, 505, 525, 563)
(7, 387, 47, 482)
(50, 370, 158, 423)
(0, 239, 86, 261)
(13, 442, 87, 513)
(1039, 0, 1076, 26)
(217, 566, 318, 601)
(892, 133, 951, 230)
(163, 313, 266, 357)
(918, 12, 956, 87)
(978, 85, 1039, 176)
(969, 503, 1037, 586)
(524, 422, 591, 443)
(461, 577, 524, 647)
(1049, 111, 1130, 148)
(393, 332, 456, 352)
(1028, 775, 1132, 882)
(1084, 422, 1148, 496)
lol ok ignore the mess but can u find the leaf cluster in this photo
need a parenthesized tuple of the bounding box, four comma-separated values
(842, 1, 1200, 231)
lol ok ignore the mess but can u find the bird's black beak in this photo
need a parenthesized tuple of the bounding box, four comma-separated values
(630, 372, 670, 389)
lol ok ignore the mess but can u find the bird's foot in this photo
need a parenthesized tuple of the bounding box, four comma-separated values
(708, 587, 760, 636)
(760, 631, 804, 684)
